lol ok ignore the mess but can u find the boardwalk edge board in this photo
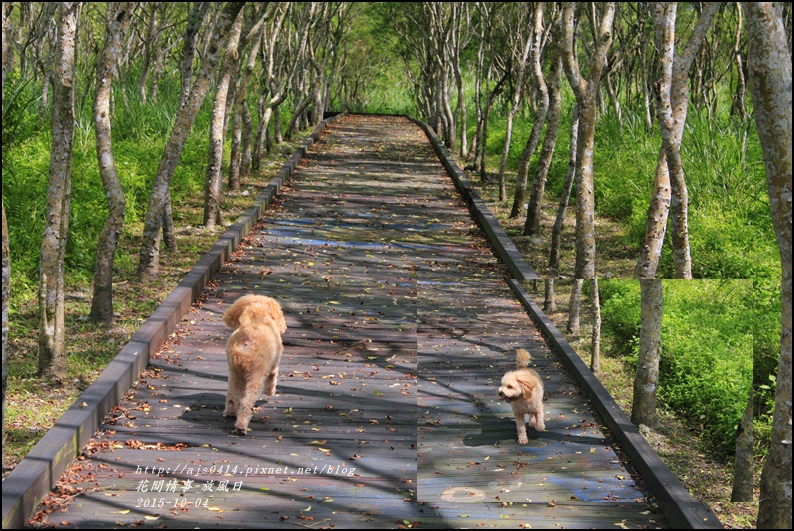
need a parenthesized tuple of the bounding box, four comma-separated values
(507, 279, 724, 529)
(407, 116, 539, 282)
(0, 112, 347, 529)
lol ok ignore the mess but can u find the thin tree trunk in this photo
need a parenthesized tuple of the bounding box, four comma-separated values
(203, 9, 244, 231)
(544, 278, 556, 313)
(1, 204, 9, 467)
(632, 279, 662, 429)
(634, 148, 671, 278)
(548, 103, 579, 276)
(508, 4, 545, 212)
(39, 1, 79, 382)
(138, 2, 244, 281)
(524, 55, 562, 233)
(590, 279, 601, 374)
(498, 23, 533, 200)
(745, 3, 793, 528)
(567, 279, 583, 335)
(731, 389, 754, 501)
(559, 2, 616, 279)
(90, 2, 135, 325)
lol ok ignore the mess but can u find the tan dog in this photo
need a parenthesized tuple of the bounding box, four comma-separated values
(223, 295, 287, 435)
(498, 348, 545, 444)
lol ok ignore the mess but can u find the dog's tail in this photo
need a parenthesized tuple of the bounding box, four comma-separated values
(516, 348, 532, 369)
(223, 296, 254, 330)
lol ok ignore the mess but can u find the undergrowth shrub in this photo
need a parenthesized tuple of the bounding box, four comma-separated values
(600, 279, 753, 456)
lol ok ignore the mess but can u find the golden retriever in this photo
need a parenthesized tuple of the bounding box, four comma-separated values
(498, 348, 545, 444)
(222, 294, 287, 435)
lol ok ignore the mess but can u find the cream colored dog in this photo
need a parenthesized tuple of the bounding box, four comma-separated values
(223, 295, 287, 435)
(498, 348, 545, 444)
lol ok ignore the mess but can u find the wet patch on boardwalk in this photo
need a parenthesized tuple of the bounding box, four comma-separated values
(30, 115, 664, 528)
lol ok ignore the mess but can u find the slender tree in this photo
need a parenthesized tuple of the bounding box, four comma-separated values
(731, 390, 754, 502)
(138, 2, 245, 281)
(558, 2, 615, 278)
(590, 279, 601, 374)
(38, 2, 79, 381)
(89, 2, 136, 325)
(509, 3, 550, 217)
(632, 279, 662, 429)
(745, 2, 792, 528)
(567, 279, 583, 335)
(203, 8, 244, 231)
(634, 2, 721, 278)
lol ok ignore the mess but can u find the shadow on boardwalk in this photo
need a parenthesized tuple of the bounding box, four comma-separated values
(24, 115, 666, 528)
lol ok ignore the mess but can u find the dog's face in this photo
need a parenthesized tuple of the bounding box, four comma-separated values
(498, 370, 539, 403)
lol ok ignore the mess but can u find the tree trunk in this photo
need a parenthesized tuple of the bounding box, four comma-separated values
(745, 3, 792, 528)
(559, 2, 616, 279)
(508, 4, 546, 213)
(203, 9, 244, 231)
(632, 279, 662, 429)
(634, 148, 671, 278)
(731, 390, 754, 501)
(39, 1, 79, 382)
(1, 204, 9, 468)
(177, 3, 211, 112)
(567, 279, 583, 335)
(590, 279, 601, 374)
(524, 55, 562, 234)
(548, 103, 578, 276)
(90, 2, 135, 326)
(498, 21, 533, 200)
(544, 279, 556, 314)
(138, 2, 244, 281)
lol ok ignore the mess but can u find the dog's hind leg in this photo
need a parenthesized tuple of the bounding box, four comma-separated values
(224, 369, 244, 418)
(233, 376, 264, 435)
(264, 366, 279, 397)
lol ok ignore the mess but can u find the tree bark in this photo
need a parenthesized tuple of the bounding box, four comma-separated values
(731, 390, 754, 502)
(544, 278, 556, 313)
(39, 1, 79, 382)
(548, 103, 578, 276)
(138, 1, 244, 281)
(632, 279, 662, 429)
(509, 3, 548, 217)
(523, 54, 562, 233)
(567, 279, 583, 335)
(590, 279, 601, 374)
(745, 3, 792, 528)
(90, 1, 136, 325)
(497, 6, 533, 201)
(635, 2, 720, 279)
(203, 9, 244, 231)
(559, 2, 616, 279)
(1, 204, 8, 467)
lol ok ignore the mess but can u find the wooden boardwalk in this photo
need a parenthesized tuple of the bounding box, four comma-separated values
(28, 115, 666, 528)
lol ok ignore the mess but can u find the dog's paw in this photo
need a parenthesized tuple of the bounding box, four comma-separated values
(518, 436, 529, 445)
(231, 426, 248, 436)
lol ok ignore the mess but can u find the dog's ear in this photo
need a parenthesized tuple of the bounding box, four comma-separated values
(516, 372, 537, 401)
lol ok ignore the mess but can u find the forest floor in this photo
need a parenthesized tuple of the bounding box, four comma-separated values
(467, 166, 760, 529)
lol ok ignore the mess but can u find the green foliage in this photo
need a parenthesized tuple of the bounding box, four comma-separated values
(600, 280, 754, 456)
(1, 76, 214, 304)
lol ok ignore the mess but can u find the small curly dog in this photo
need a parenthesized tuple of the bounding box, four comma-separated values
(498, 348, 545, 444)
(222, 294, 287, 435)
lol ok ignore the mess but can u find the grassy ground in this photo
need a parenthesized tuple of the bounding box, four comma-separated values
(464, 159, 759, 528)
